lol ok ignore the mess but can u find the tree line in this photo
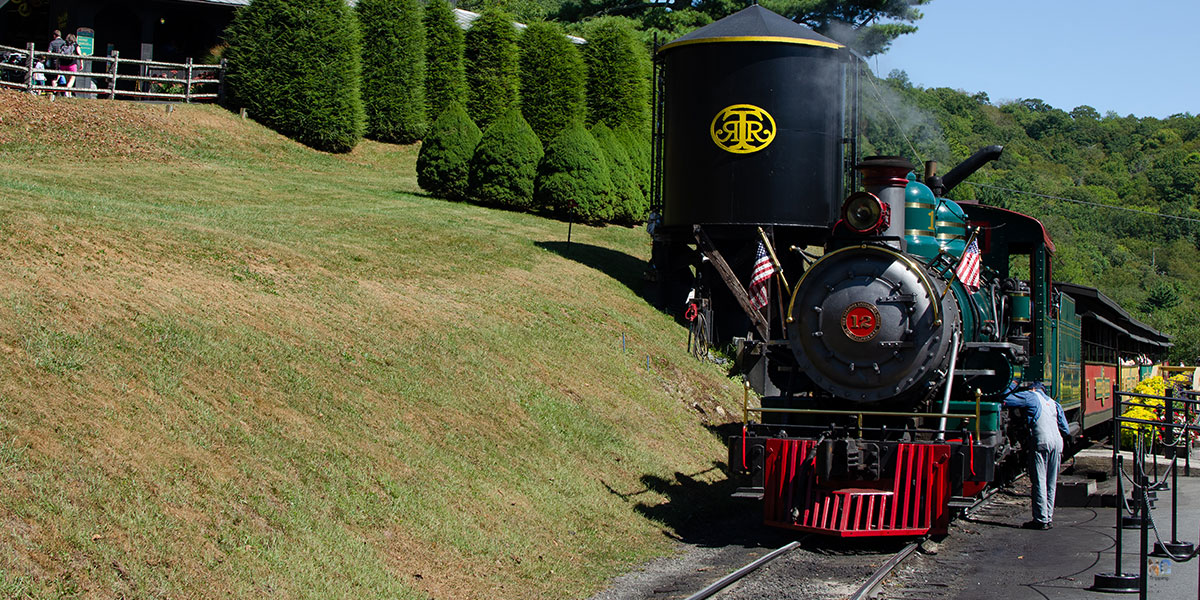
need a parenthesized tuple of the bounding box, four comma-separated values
(222, 0, 651, 225)
(865, 71, 1200, 362)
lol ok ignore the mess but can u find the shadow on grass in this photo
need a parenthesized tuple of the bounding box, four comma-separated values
(601, 423, 790, 549)
(536, 241, 649, 299)
(607, 423, 923, 554)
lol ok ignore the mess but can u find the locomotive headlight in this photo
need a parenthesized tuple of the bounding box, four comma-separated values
(842, 192, 886, 233)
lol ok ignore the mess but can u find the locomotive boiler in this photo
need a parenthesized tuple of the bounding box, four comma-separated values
(649, 5, 1170, 537)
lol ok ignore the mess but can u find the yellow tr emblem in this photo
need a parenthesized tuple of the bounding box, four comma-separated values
(710, 104, 776, 154)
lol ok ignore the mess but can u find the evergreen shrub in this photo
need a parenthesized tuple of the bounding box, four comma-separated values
(535, 121, 615, 223)
(464, 8, 521, 129)
(581, 17, 650, 130)
(468, 110, 543, 209)
(417, 102, 482, 201)
(424, 0, 466, 119)
(614, 125, 651, 198)
(224, 0, 365, 153)
(592, 122, 646, 224)
(357, 0, 426, 143)
(518, 21, 586, 143)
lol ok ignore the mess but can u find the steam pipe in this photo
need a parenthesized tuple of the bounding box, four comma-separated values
(936, 330, 961, 440)
(935, 145, 1004, 198)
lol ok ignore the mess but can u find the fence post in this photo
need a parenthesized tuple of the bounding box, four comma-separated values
(217, 58, 227, 105)
(108, 50, 118, 99)
(24, 42, 34, 94)
(184, 57, 193, 103)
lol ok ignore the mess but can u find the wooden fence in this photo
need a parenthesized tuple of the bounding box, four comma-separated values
(0, 42, 223, 102)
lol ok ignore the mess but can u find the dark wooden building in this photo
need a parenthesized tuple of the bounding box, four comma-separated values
(1, 0, 243, 63)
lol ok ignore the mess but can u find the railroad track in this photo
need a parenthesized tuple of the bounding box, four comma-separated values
(680, 540, 805, 600)
(682, 490, 1004, 600)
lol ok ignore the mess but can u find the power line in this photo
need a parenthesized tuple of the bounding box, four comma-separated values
(860, 73, 1200, 227)
(863, 73, 923, 168)
(962, 181, 1200, 225)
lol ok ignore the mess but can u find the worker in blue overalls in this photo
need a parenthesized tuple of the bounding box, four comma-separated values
(1003, 381, 1071, 530)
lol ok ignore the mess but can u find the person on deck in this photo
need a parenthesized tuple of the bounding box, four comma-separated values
(47, 30, 65, 90)
(1003, 381, 1070, 530)
(58, 34, 82, 97)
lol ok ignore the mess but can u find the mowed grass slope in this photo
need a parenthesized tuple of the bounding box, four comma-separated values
(0, 91, 739, 599)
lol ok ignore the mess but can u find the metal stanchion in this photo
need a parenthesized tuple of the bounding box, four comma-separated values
(1123, 421, 1148, 529)
(1094, 455, 1139, 592)
(1153, 388, 1195, 558)
(1183, 390, 1195, 477)
(1152, 387, 1170, 492)
(1138, 434, 1150, 600)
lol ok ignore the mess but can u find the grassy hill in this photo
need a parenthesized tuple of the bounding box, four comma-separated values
(0, 91, 741, 599)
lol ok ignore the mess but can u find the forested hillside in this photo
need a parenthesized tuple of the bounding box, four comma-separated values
(864, 71, 1200, 362)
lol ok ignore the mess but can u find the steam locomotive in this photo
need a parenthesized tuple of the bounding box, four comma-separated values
(648, 5, 1170, 537)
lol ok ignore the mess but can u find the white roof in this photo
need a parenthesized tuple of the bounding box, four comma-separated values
(183, 1, 584, 44)
(453, 8, 586, 44)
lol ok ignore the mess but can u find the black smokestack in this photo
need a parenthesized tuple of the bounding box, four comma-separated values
(935, 145, 1003, 199)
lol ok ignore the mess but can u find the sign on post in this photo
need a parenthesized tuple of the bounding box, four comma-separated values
(75, 27, 94, 56)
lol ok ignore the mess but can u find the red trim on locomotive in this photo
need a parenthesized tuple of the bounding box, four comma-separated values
(763, 439, 952, 537)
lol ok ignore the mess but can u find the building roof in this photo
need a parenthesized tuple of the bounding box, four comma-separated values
(452, 8, 585, 44)
(1057, 281, 1172, 353)
(178, 0, 250, 5)
(185, 1, 584, 44)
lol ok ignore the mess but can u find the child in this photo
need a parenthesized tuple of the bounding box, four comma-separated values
(32, 59, 46, 95)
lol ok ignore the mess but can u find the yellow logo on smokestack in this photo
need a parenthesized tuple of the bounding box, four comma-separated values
(711, 104, 776, 154)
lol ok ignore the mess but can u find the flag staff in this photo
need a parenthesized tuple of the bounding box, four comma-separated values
(941, 226, 980, 299)
(756, 227, 790, 297)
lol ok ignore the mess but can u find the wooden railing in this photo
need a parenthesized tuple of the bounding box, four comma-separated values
(0, 42, 223, 102)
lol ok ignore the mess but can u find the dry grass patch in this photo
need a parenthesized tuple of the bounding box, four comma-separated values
(0, 97, 740, 599)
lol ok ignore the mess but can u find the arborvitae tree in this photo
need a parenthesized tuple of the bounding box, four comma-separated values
(424, 0, 466, 119)
(468, 110, 543, 209)
(535, 121, 615, 223)
(224, 0, 364, 153)
(581, 17, 650, 130)
(464, 7, 521, 129)
(417, 102, 482, 201)
(518, 21, 586, 144)
(592, 122, 646, 224)
(357, 0, 426, 143)
(614, 124, 651, 198)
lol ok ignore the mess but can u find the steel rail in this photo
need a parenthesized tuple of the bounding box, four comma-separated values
(685, 479, 1006, 600)
(682, 540, 803, 600)
(848, 541, 919, 600)
(962, 485, 1002, 520)
(849, 484, 1002, 600)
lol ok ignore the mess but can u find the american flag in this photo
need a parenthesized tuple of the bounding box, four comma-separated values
(956, 238, 982, 291)
(749, 242, 775, 309)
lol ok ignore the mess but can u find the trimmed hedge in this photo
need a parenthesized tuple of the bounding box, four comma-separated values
(468, 110, 543, 209)
(424, 0, 466, 120)
(592, 122, 646, 225)
(417, 102, 482, 201)
(224, 0, 365, 153)
(581, 17, 650, 130)
(614, 124, 651, 199)
(535, 121, 615, 223)
(464, 7, 521, 129)
(518, 21, 586, 144)
(357, 0, 426, 143)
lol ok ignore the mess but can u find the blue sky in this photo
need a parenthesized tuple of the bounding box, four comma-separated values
(870, 0, 1199, 119)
